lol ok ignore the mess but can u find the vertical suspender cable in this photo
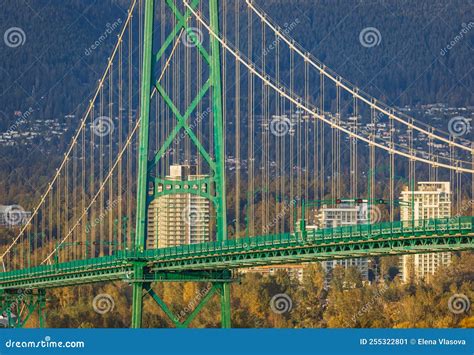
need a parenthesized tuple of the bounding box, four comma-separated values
(247, 6, 254, 236)
(390, 112, 395, 222)
(109, 63, 114, 254)
(127, 15, 133, 248)
(319, 71, 324, 200)
(304, 58, 309, 207)
(261, 21, 267, 230)
(118, 39, 123, 250)
(275, 35, 281, 233)
(99, 86, 104, 256)
(235, 0, 240, 237)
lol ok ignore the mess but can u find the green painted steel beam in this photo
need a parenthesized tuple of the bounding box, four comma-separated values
(147, 0, 228, 248)
(131, 262, 146, 328)
(209, 0, 227, 243)
(133, 0, 156, 329)
(163, 0, 210, 63)
(153, 0, 206, 65)
(150, 270, 234, 282)
(219, 282, 231, 328)
(0, 218, 473, 291)
(145, 283, 220, 328)
(141, 217, 474, 271)
(151, 177, 214, 201)
(181, 284, 219, 328)
(135, 0, 155, 253)
(145, 285, 181, 326)
(151, 80, 215, 170)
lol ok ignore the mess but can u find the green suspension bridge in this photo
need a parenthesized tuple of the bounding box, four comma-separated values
(0, 0, 473, 328)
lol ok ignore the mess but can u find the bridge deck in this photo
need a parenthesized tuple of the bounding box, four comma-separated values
(0, 217, 472, 290)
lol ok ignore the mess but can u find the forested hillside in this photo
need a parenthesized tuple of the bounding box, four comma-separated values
(1, 0, 472, 121)
(0, 0, 472, 233)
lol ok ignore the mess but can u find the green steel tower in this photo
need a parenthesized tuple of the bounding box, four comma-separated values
(132, 0, 230, 328)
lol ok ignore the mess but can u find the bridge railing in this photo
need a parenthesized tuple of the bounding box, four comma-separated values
(0, 217, 472, 281)
(0, 255, 124, 282)
(130, 216, 473, 260)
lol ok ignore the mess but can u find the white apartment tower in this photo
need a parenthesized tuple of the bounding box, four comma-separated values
(147, 165, 210, 249)
(318, 202, 369, 281)
(399, 181, 452, 282)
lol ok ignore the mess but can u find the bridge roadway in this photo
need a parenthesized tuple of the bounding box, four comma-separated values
(0, 217, 472, 290)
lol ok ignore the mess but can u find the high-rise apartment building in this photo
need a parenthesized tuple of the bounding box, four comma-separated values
(147, 165, 210, 249)
(317, 202, 369, 281)
(399, 181, 452, 282)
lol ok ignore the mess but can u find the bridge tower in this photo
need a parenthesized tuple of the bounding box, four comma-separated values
(131, 0, 231, 328)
